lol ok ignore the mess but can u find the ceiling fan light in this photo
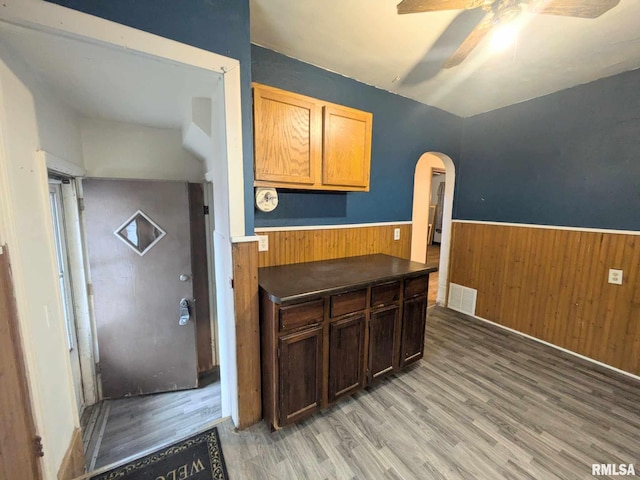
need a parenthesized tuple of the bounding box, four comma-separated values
(489, 22, 518, 52)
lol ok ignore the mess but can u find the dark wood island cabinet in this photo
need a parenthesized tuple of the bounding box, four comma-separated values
(259, 254, 437, 429)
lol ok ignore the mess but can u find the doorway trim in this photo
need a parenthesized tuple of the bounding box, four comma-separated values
(41, 150, 99, 409)
(410, 152, 456, 306)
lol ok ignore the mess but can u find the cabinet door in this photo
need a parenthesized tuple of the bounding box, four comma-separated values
(369, 305, 400, 382)
(400, 296, 427, 367)
(253, 85, 321, 185)
(278, 326, 323, 426)
(328, 314, 366, 403)
(322, 104, 372, 190)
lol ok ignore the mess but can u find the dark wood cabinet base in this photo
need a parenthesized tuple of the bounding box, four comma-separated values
(259, 254, 436, 429)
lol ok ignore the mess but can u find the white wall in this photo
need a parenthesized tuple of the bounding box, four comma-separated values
(81, 118, 204, 181)
(0, 43, 83, 479)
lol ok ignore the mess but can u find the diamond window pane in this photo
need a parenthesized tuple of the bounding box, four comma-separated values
(114, 210, 166, 256)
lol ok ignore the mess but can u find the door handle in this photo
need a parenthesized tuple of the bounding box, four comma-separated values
(179, 298, 191, 325)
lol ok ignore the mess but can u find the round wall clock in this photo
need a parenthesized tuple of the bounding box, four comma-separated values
(255, 187, 279, 212)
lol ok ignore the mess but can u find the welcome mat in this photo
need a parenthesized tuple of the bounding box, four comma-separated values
(90, 427, 229, 480)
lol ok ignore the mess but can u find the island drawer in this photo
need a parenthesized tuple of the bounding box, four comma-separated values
(404, 275, 428, 298)
(371, 281, 401, 308)
(330, 289, 367, 318)
(279, 299, 324, 331)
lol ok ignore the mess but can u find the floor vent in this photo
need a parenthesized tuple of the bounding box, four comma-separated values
(448, 283, 477, 316)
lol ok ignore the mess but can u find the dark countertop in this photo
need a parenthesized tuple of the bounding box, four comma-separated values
(259, 254, 438, 304)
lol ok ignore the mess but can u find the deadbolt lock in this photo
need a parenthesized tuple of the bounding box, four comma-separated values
(179, 298, 191, 325)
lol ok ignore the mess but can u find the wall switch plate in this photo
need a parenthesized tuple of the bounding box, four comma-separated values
(608, 268, 623, 285)
(257, 235, 269, 252)
(394, 228, 401, 241)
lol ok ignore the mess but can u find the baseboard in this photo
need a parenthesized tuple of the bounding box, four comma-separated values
(463, 310, 640, 383)
(57, 428, 84, 480)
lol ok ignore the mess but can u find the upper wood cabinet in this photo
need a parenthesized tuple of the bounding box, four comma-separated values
(253, 85, 321, 186)
(323, 104, 371, 189)
(253, 83, 372, 192)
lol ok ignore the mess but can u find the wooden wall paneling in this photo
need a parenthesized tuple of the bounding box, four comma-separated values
(257, 224, 412, 268)
(57, 428, 84, 480)
(593, 233, 620, 362)
(620, 238, 640, 370)
(449, 222, 640, 375)
(602, 235, 635, 366)
(568, 232, 595, 351)
(591, 234, 617, 358)
(0, 246, 41, 480)
(549, 230, 576, 346)
(231, 241, 261, 428)
(535, 228, 556, 341)
(574, 232, 597, 356)
(189, 183, 214, 374)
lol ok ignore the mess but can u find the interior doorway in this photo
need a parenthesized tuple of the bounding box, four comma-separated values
(0, 11, 243, 475)
(410, 152, 456, 306)
(78, 178, 224, 471)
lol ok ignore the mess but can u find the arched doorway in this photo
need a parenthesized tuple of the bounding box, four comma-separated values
(410, 152, 455, 306)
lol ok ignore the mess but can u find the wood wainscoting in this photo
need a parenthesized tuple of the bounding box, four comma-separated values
(450, 221, 640, 376)
(256, 223, 412, 268)
(231, 241, 261, 428)
(57, 428, 84, 480)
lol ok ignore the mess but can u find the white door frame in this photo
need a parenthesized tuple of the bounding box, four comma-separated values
(47, 179, 85, 413)
(0, 0, 246, 429)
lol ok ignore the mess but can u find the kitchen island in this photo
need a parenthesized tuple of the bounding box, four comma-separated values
(259, 254, 437, 429)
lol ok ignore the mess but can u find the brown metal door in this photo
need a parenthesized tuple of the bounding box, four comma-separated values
(0, 246, 41, 480)
(83, 179, 198, 398)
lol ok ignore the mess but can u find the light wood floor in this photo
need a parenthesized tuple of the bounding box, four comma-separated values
(82, 372, 222, 471)
(218, 306, 640, 479)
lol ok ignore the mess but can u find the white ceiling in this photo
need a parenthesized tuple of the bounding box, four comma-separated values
(251, 0, 640, 117)
(0, 23, 222, 129)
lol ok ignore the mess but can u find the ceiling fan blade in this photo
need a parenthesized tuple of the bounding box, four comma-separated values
(397, 0, 486, 14)
(443, 14, 494, 68)
(527, 0, 620, 18)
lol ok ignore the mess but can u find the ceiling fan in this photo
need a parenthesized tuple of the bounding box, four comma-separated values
(397, 0, 620, 68)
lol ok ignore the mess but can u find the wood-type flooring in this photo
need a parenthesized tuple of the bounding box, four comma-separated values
(82, 372, 222, 471)
(218, 306, 640, 479)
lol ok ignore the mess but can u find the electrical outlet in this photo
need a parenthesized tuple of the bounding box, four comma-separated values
(394, 228, 401, 241)
(608, 268, 623, 285)
(257, 235, 269, 252)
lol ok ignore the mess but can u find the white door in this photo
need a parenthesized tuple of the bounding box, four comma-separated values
(48, 180, 84, 412)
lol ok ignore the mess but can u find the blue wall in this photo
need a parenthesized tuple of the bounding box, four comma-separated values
(252, 45, 463, 228)
(47, 0, 255, 235)
(457, 69, 640, 231)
